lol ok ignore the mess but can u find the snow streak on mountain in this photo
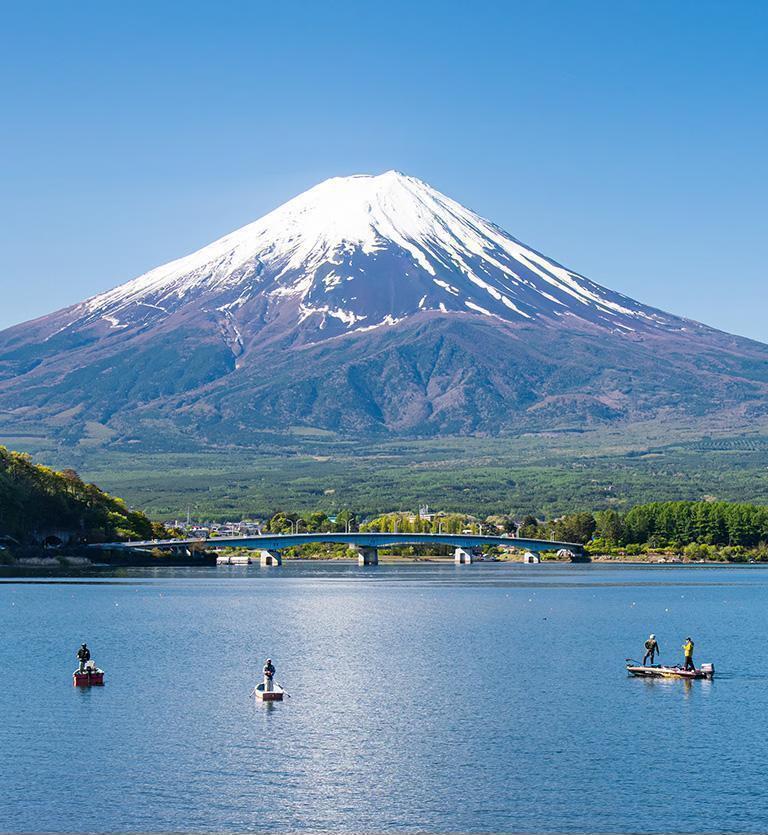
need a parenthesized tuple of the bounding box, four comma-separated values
(75, 171, 677, 337)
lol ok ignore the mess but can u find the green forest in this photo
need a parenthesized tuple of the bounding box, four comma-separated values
(0, 446, 161, 545)
(8, 425, 768, 522)
(586, 501, 768, 560)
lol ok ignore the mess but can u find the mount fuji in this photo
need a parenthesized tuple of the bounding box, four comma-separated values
(1, 171, 767, 446)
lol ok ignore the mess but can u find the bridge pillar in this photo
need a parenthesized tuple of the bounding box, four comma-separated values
(259, 549, 282, 567)
(454, 547, 479, 564)
(351, 545, 379, 566)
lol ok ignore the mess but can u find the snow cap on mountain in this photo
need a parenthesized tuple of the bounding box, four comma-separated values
(78, 170, 675, 335)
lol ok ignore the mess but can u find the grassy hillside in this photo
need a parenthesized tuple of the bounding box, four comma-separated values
(4, 423, 767, 522)
(0, 446, 158, 543)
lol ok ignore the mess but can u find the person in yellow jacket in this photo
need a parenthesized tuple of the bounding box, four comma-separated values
(682, 637, 695, 671)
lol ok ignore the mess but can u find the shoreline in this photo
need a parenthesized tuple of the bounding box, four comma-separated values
(1, 555, 766, 577)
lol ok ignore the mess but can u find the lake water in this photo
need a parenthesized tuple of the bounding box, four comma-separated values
(2, 562, 767, 833)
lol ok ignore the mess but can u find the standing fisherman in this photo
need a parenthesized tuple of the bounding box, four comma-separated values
(263, 658, 276, 692)
(76, 643, 90, 673)
(643, 634, 660, 666)
(682, 637, 695, 671)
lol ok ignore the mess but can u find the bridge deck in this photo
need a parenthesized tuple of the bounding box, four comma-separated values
(93, 532, 583, 554)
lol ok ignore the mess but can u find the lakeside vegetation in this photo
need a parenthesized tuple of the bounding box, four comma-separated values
(585, 502, 768, 561)
(2, 440, 768, 564)
(0, 447, 162, 550)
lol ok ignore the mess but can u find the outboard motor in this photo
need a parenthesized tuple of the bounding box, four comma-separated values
(700, 663, 715, 680)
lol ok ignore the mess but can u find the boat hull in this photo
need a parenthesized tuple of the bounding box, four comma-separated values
(254, 682, 284, 701)
(73, 670, 105, 687)
(626, 664, 714, 680)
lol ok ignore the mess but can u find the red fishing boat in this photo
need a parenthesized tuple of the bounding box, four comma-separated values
(73, 661, 105, 687)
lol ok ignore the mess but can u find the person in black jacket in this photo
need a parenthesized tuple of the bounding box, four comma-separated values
(77, 643, 91, 673)
(263, 658, 275, 692)
(643, 634, 660, 666)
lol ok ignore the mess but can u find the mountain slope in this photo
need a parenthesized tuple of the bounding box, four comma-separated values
(1, 171, 767, 447)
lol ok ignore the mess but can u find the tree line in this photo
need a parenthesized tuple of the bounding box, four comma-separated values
(592, 501, 768, 548)
(516, 502, 768, 551)
(0, 447, 161, 545)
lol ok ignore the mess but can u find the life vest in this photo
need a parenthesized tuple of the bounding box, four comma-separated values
(683, 641, 694, 657)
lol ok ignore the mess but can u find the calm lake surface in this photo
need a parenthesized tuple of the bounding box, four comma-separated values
(2, 562, 767, 833)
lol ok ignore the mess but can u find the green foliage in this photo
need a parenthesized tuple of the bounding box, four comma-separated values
(517, 515, 540, 538)
(594, 509, 624, 543)
(13, 427, 768, 521)
(583, 501, 768, 560)
(360, 512, 478, 534)
(0, 447, 157, 544)
(265, 509, 359, 533)
(550, 512, 597, 544)
(620, 501, 768, 548)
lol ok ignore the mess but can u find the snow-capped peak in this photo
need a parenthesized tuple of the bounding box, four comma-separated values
(77, 170, 675, 335)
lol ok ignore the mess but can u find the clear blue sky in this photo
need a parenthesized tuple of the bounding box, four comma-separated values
(1, 1, 766, 340)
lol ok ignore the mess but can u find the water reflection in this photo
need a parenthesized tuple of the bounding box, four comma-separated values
(0, 562, 764, 832)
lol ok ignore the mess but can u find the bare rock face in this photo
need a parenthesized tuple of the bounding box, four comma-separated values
(1, 170, 767, 446)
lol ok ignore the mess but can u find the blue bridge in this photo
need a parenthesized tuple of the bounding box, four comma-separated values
(93, 532, 584, 565)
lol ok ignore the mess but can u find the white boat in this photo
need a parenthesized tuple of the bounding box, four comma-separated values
(627, 662, 714, 680)
(253, 681, 285, 701)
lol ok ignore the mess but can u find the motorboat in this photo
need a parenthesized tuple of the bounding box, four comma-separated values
(626, 662, 714, 680)
(73, 660, 105, 687)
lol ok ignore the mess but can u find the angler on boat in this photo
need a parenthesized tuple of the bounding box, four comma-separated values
(682, 637, 695, 671)
(253, 657, 285, 701)
(643, 634, 660, 665)
(73, 642, 105, 687)
(263, 658, 275, 692)
(627, 633, 714, 680)
(77, 643, 90, 673)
